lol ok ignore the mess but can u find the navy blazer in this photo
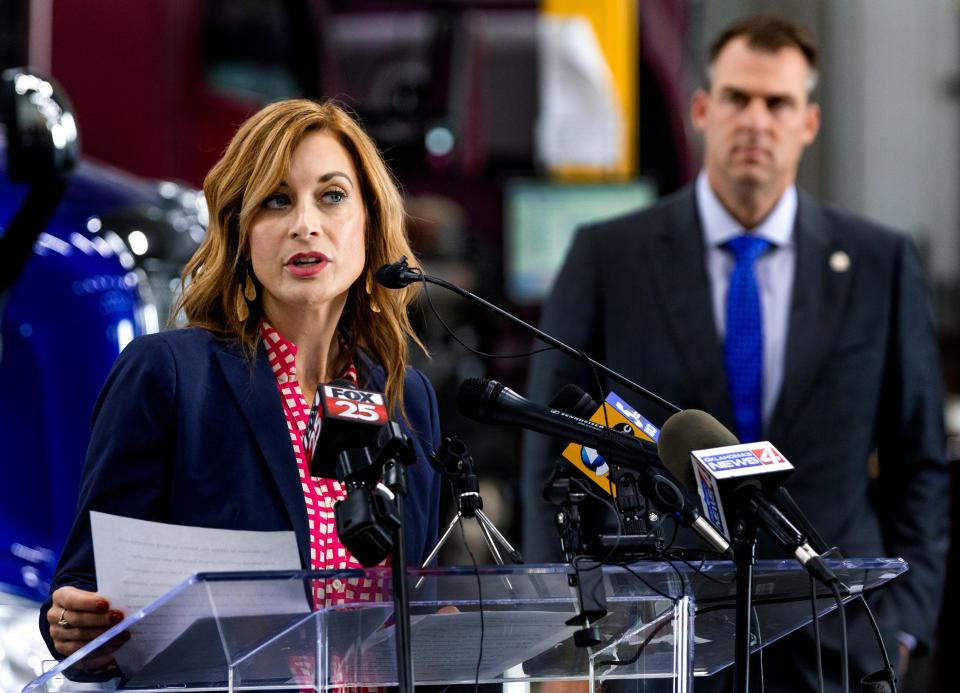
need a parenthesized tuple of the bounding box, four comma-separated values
(41, 327, 441, 655)
(523, 185, 948, 682)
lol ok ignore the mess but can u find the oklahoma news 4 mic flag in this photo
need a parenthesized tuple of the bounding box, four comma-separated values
(691, 442, 794, 541)
(561, 392, 661, 497)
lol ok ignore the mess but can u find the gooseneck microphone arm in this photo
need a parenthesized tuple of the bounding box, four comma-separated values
(375, 257, 681, 415)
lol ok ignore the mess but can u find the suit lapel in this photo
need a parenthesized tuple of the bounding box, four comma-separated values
(647, 189, 735, 427)
(768, 193, 854, 442)
(215, 342, 311, 568)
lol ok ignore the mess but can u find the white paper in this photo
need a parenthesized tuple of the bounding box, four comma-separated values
(536, 15, 623, 168)
(91, 511, 307, 673)
(354, 610, 577, 684)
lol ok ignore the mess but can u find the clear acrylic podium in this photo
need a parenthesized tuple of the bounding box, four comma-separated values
(24, 558, 906, 692)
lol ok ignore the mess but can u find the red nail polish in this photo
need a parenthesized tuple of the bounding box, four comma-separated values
(96, 599, 109, 611)
(109, 610, 124, 623)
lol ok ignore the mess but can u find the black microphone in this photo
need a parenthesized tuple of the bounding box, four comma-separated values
(374, 256, 423, 289)
(458, 377, 660, 462)
(457, 378, 733, 557)
(658, 409, 837, 585)
(550, 384, 597, 420)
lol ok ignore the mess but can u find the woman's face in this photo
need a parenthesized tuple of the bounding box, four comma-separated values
(248, 130, 367, 325)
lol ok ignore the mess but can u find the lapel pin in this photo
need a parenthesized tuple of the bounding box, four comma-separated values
(829, 250, 850, 273)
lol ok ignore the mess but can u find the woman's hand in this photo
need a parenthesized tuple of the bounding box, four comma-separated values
(48, 586, 129, 673)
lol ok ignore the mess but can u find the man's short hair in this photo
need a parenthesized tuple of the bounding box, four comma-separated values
(705, 15, 819, 96)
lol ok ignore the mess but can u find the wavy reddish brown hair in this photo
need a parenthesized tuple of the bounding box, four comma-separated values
(172, 99, 424, 414)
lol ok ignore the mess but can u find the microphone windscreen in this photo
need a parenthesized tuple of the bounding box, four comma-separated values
(374, 262, 402, 288)
(658, 409, 739, 489)
(456, 377, 500, 420)
(549, 384, 597, 419)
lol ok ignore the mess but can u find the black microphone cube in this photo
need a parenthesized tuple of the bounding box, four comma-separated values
(334, 490, 396, 567)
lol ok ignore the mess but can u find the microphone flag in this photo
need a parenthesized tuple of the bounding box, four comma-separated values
(307, 383, 389, 478)
(690, 442, 793, 540)
(561, 392, 661, 497)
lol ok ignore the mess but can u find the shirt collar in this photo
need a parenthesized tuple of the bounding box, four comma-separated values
(261, 319, 298, 380)
(695, 170, 797, 248)
(259, 319, 358, 385)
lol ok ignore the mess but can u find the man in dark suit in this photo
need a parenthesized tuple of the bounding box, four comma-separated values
(522, 15, 948, 691)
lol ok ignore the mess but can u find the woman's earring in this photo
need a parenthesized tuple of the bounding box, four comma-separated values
(244, 270, 257, 302)
(365, 273, 382, 313)
(237, 265, 256, 322)
(237, 285, 250, 322)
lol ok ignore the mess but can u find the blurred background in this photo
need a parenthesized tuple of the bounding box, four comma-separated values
(1, 0, 958, 690)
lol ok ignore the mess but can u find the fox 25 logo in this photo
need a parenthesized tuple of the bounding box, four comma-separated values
(322, 386, 387, 423)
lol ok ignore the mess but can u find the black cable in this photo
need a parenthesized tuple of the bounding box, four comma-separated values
(810, 575, 825, 693)
(615, 560, 685, 603)
(420, 279, 554, 359)
(856, 594, 897, 693)
(591, 555, 690, 670)
(662, 518, 680, 553)
(570, 479, 629, 564)
(593, 605, 677, 668)
(832, 580, 849, 693)
(570, 477, 626, 534)
(675, 556, 737, 585)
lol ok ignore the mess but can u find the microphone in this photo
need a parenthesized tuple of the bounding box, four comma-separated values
(458, 378, 660, 464)
(658, 409, 837, 585)
(307, 380, 390, 477)
(551, 384, 597, 420)
(554, 387, 664, 497)
(458, 378, 733, 557)
(550, 386, 662, 540)
(374, 256, 423, 289)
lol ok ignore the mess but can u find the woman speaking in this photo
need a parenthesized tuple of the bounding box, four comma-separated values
(40, 100, 441, 673)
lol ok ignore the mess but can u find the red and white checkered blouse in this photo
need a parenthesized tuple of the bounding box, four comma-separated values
(261, 321, 390, 610)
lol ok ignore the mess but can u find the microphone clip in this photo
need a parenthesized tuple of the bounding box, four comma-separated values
(374, 256, 423, 289)
(334, 422, 417, 567)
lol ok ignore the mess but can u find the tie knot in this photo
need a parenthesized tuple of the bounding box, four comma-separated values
(725, 235, 771, 264)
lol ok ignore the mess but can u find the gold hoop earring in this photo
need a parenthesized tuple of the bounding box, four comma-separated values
(244, 272, 257, 302)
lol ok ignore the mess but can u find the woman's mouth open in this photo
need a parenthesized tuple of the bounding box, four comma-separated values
(285, 252, 329, 277)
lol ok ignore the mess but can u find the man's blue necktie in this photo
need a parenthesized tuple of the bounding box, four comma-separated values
(724, 235, 770, 443)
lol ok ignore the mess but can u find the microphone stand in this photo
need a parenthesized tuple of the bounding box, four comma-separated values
(335, 423, 417, 692)
(382, 457, 414, 693)
(416, 436, 523, 590)
(376, 257, 681, 415)
(734, 521, 760, 693)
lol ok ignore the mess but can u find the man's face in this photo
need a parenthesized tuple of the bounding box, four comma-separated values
(692, 37, 820, 198)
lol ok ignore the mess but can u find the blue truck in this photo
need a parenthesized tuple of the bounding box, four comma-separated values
(0, 68, 203, 689)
